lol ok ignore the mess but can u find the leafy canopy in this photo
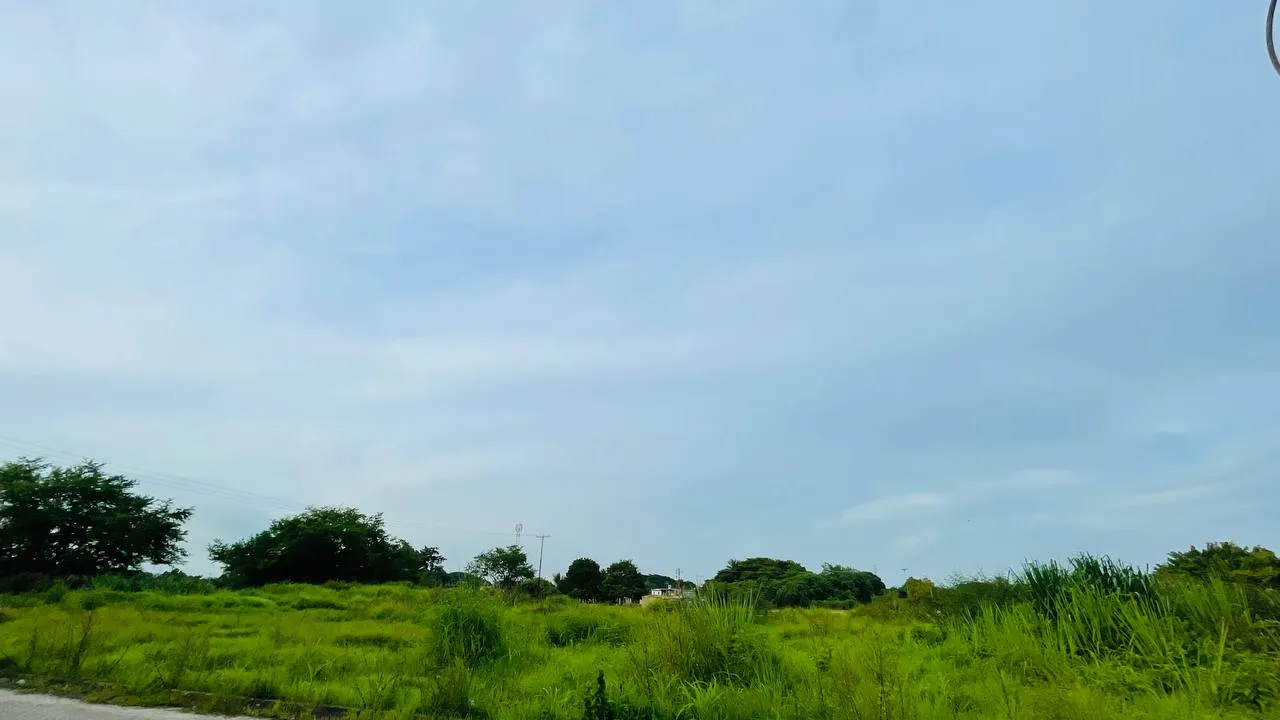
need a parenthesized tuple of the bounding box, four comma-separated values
(602, 559, 647, 602)
(0, 458, 192, 578)
(1156, 541, 1280, 587)
(708, 557, 886, 608)
(558, 557, 605, 601)
(208, 506, 441, 587)
(467, 545, 535, 589)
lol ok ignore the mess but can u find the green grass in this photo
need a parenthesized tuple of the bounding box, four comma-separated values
(1, 568, 1279, 719)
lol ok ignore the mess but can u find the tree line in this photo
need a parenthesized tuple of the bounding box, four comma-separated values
(4, 458, 1278, 606)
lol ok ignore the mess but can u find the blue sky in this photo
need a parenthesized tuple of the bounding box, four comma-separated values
(1, 1, 1278, 585)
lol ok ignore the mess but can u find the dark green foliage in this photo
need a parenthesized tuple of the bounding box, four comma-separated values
(445, 571, 488, 588)
(817, 563, 886, 603)
(0, 458, 193, 579)
(709, 558, 886, 608)
(583, 671, 614, 720)
(207, 506, 440, 587)
(467, 545, 535, 590)
(1156, 542, 1280, 587)
(416, 546, 449, 586)
(559, 558, 606, 601)
(713, 557, 808, 584)
(93, 569, 221, 594)
(920, 575, 1023, 618)
(518, 577, 558, 599)
(773, 571, 833, 607)
(642, 573, 695, 591)
(602, 560, 647, 603)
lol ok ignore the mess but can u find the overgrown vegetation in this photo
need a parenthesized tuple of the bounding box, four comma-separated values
(1, 557, 1278, 719)
(5, 456, 1280, 717)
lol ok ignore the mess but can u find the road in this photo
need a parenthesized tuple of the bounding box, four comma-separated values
(0, 690, 254, 720)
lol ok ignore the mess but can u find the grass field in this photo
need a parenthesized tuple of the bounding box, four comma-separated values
(1, 569, 1278, 719)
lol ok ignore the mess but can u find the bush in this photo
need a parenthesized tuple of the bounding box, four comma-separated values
(0, 573, 56, 595)
(924, 575, 1024, 619)
(517, 577, 557, 599)
(628, 595, 783, 688)
(545, 610, 630, 647)
(289, 594, 348, 611)
(427, 592, 507, 668)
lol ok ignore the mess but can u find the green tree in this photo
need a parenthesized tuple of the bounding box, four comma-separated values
(774, 571, 833, 607)
(467, 545, 535, 589)
(642, 573, 698, 591)
(903, 576, 937, 601)
(819, 564, 886, 604)
(417, 546, 449, 586)
(713, 557, 808, 584)
(518, 577, 558, 598)
(0, 458, 192, 579)
(1156, 542, 1280, 587)
(208, 506, 430, 586)
(557, 558, 605, 601)
(602, 560, 647, 603)
(445, 571, 487, 588)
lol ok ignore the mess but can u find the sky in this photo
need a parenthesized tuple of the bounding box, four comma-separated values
(1, 1, 1279, 586)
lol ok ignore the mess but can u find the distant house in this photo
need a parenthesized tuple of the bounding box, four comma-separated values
(640, 585, 697, 606)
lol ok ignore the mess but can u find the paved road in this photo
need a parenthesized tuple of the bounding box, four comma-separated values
(0, 690, 255, 720)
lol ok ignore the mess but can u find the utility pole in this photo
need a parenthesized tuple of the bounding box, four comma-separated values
(535, 534, 550, 580)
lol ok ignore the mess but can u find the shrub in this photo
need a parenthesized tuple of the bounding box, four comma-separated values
(545, 610, 630, 647)
(289, 595, 348, 611)
(628, 594, 783, 688)
(427, 592, 507, 668)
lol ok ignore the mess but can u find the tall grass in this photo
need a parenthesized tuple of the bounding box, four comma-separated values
(1, 560, 1278, 719)
(626, 592, 783, 689)
(427, 590, 507, 669)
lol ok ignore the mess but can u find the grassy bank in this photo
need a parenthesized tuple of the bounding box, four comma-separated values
(1, 568, 1278, 719)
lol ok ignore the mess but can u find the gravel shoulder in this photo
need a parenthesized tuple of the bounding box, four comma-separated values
(0, 689, 255, 720)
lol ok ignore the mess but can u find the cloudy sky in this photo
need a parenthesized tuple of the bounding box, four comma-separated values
(2, 1, 1278, 584)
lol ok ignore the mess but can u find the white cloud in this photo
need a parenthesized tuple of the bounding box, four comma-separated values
(1119, 483, 1225, 509)
(840, 493, 950, 524)
(1, 1, 1277, 582)
(837, 469, 1088, 525)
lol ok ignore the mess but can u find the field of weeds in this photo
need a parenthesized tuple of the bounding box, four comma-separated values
(1, 561, 1279, 719)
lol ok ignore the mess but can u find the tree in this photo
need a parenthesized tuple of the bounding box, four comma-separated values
(518, 577, 558, 599)
(558, 558, 605, 601)
(643, 573, 697, 591)
(208, 506, 429, 587)
(1156, 542, 1280, 587)
(713, 557, 808, 584)
(903, 576, 937, 602)
(416, 546, 449, 586)
(0, 458, 192, 578)
(602, 560, 647, 603)
(446, 571, 487, 588)
(467, 545, 535, 589)
(774, 572, 834, 607)
(819, 564, 886, 604)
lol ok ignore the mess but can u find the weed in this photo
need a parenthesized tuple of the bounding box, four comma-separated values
(0, 572, 1274, 719)
(428, 592, 507, 669)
